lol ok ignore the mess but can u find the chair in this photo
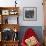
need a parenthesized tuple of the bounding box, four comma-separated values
(21, 28, 41, 46)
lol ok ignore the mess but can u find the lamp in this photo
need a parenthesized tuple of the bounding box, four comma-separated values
(14, 28, 17, 32)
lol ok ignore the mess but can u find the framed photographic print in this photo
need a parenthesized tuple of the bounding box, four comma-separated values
(2, 10, 9, 15)
(23, 7, 37, 21)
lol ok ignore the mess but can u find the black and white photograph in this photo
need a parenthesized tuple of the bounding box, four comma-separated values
(23, 7, 37, 21)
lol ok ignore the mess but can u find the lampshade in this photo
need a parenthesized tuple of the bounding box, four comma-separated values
(13, 28, 17, 32)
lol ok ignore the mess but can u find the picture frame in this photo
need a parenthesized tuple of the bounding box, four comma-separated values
(23, 7, 37, 21)
(2, 10, 9, 15)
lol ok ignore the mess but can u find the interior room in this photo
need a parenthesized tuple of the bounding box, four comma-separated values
(0, 0, 46, 46)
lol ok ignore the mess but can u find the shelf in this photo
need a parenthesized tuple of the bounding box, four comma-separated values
(2, 40, 19, 43)
(0, 7, 19, 46)
(1, 40, 19, 46)
(0, 24, 19, 32)
(0, 7, 19, 16)
(0, 7, 19, 24)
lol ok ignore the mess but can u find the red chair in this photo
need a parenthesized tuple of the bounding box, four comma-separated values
(21, 28, 41, 46)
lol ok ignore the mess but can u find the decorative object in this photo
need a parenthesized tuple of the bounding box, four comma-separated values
(14, 28, 17, 32)
(1, 28, 18, 41)
(2, 16, 8, 24)
(9, 10, 18, 15)
(13, 32, 18, 41)
(5, 18, 8, 24)
(2, 10, 9, 15)
(1, 28, 13, 41)
(23, 7, 37, 21)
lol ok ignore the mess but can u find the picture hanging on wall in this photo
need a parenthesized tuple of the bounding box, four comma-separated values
(23, 7, 37, 21)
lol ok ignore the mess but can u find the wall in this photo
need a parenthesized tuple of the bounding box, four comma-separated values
(0, 0, 15, 7)
(19, 0, 44, 26)
(0, 0, 44, 44)
(0, 0, 44, 26)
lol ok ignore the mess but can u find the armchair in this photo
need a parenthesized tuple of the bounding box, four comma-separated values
(21, 28, 41, 46)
